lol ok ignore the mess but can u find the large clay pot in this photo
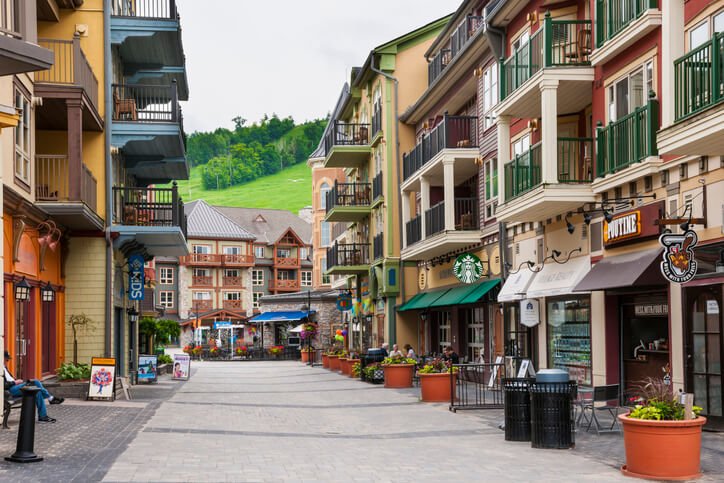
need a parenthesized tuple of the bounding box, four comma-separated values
(619, 413, 706, 480)
(328, 355, 340, 371)
(347, 359, 360, 378)
(322, 354, 329, 368)
(338, 358, 349, 375)
(301, 351, 310, 363)
(419, 372, 456, 402)
(383, 364, 415, 388)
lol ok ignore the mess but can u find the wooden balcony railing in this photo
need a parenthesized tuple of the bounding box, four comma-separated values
(674, 32, 724, 121)
(111, 83, 180, 123)
(112, 184, 186, 235)
(406, 215, 422, 247)
(191, 299, 212, 312)
(325, 181, 371, 213)
(182, 254, 221, 265)
(596, 98, 658, 178)
(428, 15, 485, 85)
(111, 0, 178, 19)
(373, 233, 383, 261)
(271, 279, 300, 291)
(223, 299, 243, 311)
(324, 122, 370, 152)
(275, 257, 299, 268)
(0, 0, 20, 39)
(327, 242, 370, 269)
(403, 116, 478, 180)
(595, 0, 657, 48)
(192, 275, 213, 286)
(371, 102, 382, 136)
(221, 254, 254, 266)
(35, 155, 97, 212)
(501, 15, 592, 100)
(223, 276, 243, 287)
(36, 36, 99, 111)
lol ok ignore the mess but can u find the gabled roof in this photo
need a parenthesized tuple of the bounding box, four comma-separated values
(215, 206, 312, 245)
(184, 200, 256, 240)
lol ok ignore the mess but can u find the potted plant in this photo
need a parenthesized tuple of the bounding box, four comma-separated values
(352, 361, 361, 379)
(191, 346, 202, 359)
(300, 347, 314, 363)
(362, 362, 384, 384)
(619, 378, 706, 480)
(418, 358, 457, 402)
(268, 345, 284, 358)
(209, 346, 220, 358)
(235, 346, 248, 358)
(322, 351, 330, 368)
(338, 350, 350, 374)
(327, 351, 340, 371)
(346, 353, 361, 378)
(382, 355, 417, 388)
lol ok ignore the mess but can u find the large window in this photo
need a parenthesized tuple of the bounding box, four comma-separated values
(321, 222, 331, 247)
(193, 291, 211, 300)
(321, 259, 330, 285)
(301, 271, 312, 287)
(484, 157, 498, 201)
(224, 269, 239, 278)
(14, 89, 30, 185)
(512, 134, 530, 156)
(223, 246, 241, 255)
(607, 61, 653, 122)
(276, 247, 292, 258)
(159, 267, 174, 285)
(193, 245, 211, 254)
(252, 270, 264, 286)
(689, 11, 724, 50)
(547, 297, 592, 386)
(193, 268, 210, 278)
(224, 292, 241, 301)
(320, 182, 330, 210)
(482, 63, 498, 130)
(300, 247, 309, 259)
(159, 291, 174, 308)
(254, 245, 265, 258)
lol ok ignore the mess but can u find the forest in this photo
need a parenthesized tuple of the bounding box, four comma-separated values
(187, 114, 326, 190)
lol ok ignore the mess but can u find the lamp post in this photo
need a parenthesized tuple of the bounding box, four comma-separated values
(307, 289, 313, 367)
(365, 313, 373, 350)
(41, 282, 55, 373)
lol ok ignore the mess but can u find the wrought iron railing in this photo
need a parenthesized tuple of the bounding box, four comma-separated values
(37, 36, 99, 111)
(674, 31, 724, 121)
(372, 172, 383, 200)
(112, 183, 186, 235)
(403, 115, 479, 180)
(505, 143, 542, 201)
(111, 83, 180, 123)
(326, 242, 370, 269)
(428, 15, 485, 85)
(371, 102, 382, 136)
(450, 362, 506, 410)
(325, 181, 371, 213)
(111, 0, 178, 19)
(406, 215, 422, 247)
(425, 202, 446, 237)
(324, 122, 370, 152)
(373, 233, 383, 261)
(428, 49, 452, 84)
(595, 0, 657, 48)
(596, 98, 658, 178)
(35, 155, 98, 212)
(0, 0, 20, 38)
(501, 15, 592, 100)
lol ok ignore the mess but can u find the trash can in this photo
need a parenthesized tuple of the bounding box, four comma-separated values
(503, 378, 534, 441)
(530, 369, 577, 449)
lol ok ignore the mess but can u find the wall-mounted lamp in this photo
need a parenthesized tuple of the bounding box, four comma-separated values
(420, 311, 428, 323)
(565, 213, 575, 234)
(127, 306, 139, 324)
(14, 277, 31, 302)
(41, 281, 55, 303)
(506, 260, 534, 274)
(552, 247, 582, 265)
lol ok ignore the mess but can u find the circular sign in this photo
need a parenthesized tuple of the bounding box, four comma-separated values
(418, 269, 427, 290)
(336, 293, 352, 311)
(453, 253, 484, 284)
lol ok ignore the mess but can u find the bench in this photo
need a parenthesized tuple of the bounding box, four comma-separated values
(3, 390, 22, 429)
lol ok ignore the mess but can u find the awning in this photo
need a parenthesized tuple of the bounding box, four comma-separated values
(526, 256, 591, 299)
(398, 280, 500, 311)
(574, 248, 664, 291)
(498, 270, 537, 302)
(248, 311, 315, 323)
(398, 290, 447, 311)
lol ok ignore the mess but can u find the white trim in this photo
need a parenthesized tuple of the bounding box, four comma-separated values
(496, 185, 597, 223)
(590, 10, 662, 66)
(592, 156, 662, 193)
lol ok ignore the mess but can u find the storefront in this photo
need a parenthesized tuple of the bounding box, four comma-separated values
(497, 269, 538, 361)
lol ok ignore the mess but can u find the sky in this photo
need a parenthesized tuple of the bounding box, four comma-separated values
(176, 0, 461, 133)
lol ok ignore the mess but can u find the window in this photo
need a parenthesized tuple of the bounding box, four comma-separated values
(159, 291, 174, 308)
(300, 247, 309, 260)
(223, 246, 241, 255)
(463, 308, 486, 362)
(484, 158, 498, 201)
(607, 61, 654, 122)
(321, 259, 330, 284)
(254, 245, 265, 258)
(276, 248, 291, 258)
(252, 270, 264, 286)
(321, 221, 331, 247)
(224, 269, 239, 278)
(301, 271, 312, 287)
(690, 21, 709, 49)
(253, 292, 263, 309)
(512, 30, 530, 51)
(193, 291, 211, 300)
(193, 268, 210, 277)
(14, 89, 30, 184)
(482, 63, 498, 130)
(277, 270, 292, 281)
(224, 292, 240, 301)
(320, 182, 330, 210)
(512, 134, 530, 157)
(159, 267, 174, 285)
(193, 245, 211, 254)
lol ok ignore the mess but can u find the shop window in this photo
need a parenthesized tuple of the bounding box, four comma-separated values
(463, 307, 487, 362)
(547, 297, 591, 386)
(504, 304, 532, 359)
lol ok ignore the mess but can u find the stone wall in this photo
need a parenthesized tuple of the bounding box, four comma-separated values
(259, 297, 340, 350)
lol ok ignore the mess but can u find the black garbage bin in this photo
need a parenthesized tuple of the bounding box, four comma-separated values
(360, 349, 386, 382)
(503, 378, 534, 441)
(530, 369, 577, 449)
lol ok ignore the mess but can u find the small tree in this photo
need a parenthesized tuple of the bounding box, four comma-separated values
(139, 316, 157, 354)
(156, 319, 181, 348)
(67, 314, 95, 365)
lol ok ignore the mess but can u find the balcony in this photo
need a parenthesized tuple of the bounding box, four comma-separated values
(192, 300, 213, 313)
(222, 254, 254, 267)
(111, 83, 188, 182)
(497, 138, 595, 222)
(34, 37, 102, 131)
(323, 122, 371, 168)
(498, 16, 594, 118)
(324, 181, 371, 222)
(372, 172, 383, 202)
(192, 275, 213, 286)
(111, 184, 188, 257)
(222, 276, 244, 287)
(270, 279, 300, 292)
(402, 198, 480, 261)
(428, 15, 485, 85)
(35, 155, 103, 230)
(0, 0, 54, 75)
(594, 99, 659, 192)
(222, 299, 244, 311)
(182, 254, 221, 266)
(402, 116, 479, 189)
(326, 242, 370, 275)
(274, 256, 300, 268)
(373, 233, 383, 261)
(590, 0, 661, 66)
(658, 32, 724, 156)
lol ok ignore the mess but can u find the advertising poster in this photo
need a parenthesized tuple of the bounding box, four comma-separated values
(137, 355, 158, 382)
(172, 353, 191, 380)
(88, 357, 116, 401)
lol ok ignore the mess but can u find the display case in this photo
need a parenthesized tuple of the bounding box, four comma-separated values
(547, 297, 591, 386)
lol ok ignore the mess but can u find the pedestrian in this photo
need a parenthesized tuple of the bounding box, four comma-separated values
(404, 344, 416, 358)
(380, 342, 389, 357)
(389, 344, 403, 358)
(442, 346, 459, 365)
(4, 351, 63, 423)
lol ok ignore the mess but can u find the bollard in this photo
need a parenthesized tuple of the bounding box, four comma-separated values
(5, 385, 43, 463)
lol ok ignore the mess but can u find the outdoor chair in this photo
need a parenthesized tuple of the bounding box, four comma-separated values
(578, 384, 622, 434)
(113, 90, 138, 121)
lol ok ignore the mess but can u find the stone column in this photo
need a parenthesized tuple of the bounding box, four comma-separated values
(443, 158, 455, 231)
(497, 115, 511, 206)
(540, 79, 559, 185)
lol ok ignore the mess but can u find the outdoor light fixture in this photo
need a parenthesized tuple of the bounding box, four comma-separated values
(365, 314, 373, 324)
(37, 220, 62, 252)
(507, 260, 535, 274)
(14, 277, 31, 302)
(419, 311, 428, 322)
(127, 306, 139, 324)
(583, 213, 592, 225)
(603, 209, 613, 223)
(552, 248, 582, 265)
(565, 214, 575, 234)
(41, 281, 55, 303)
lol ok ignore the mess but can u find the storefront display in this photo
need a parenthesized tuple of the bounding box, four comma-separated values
(547, 297, 591, 386)
(621, 297, 669, 397)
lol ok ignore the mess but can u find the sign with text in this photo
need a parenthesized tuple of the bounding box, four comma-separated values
(603, 202, 663, 247)
(634, 304, 668, 317)
(128, 254, 145, 300)
(137, 355, 158, 383)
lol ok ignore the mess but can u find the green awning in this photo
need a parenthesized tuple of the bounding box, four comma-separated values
(397, 289, 449, 311)
(459, 279, 500, 304)
(397, 279, 500, 311)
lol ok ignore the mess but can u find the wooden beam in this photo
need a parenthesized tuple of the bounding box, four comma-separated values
(655, 218, 706, 225)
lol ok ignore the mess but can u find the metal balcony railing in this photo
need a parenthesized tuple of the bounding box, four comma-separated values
(325, 181, 371, 214)
(403, 115, 479, 180)
(37, 36, 99, 111)
(428, 15, 485, 85)
(423, 198, 480, 238)
(501, 15, 592, 100)
(505, 143, 542, 201)
(596, 98, 658, 178)
(35, 155, 98, 212)
(674, 32, 724, 121)
(324, 122, 370, 152)
(372, 172, 383, 200)
(111, 0, 179, 19)
(326, 242, 370, 269)
(425, 202, 446, 237)
(406, 215, 422, 247)
(595, 0, 657, 48)
(111, 83, 180, 123)
(371, 102, 382, 136)
(373, 233, 383, 261)
(0, 0, 20, 39)
(112, 184, 186, 236)
(428, 49, 452, 85)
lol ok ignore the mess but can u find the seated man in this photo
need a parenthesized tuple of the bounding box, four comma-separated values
(442, 346, 460, 365)
(4, 351, 63, 423)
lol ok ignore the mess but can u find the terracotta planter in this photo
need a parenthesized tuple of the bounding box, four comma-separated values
(338, 358, 349, 375)
(419, 372, 456, 402)
(322, 354, 329, 368)
(301, 351, 310, 363)
(383, 364, 415, 388)
(619, 413, 707, 480)
(347, 359, 360, 378)
(328, 355, 340, 371)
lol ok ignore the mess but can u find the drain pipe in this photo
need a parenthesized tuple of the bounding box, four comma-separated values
(370, 52, 400, 346)
(103, 0, 112, 357)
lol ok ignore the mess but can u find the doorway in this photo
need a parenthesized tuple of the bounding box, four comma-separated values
(41, 300, 56, 374)
(114, 307, 124, 374)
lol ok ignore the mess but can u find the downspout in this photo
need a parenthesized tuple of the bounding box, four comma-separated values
(369, 53, 400, 346)
(103, 0, 112, 357)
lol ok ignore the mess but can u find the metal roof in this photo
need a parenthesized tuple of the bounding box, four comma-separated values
(215, 206, 312, 245)
(309, 83, 350, 159)
(184, 200, 256, 240)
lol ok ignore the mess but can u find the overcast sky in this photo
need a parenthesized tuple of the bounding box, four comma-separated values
(177, 0, 460, 133)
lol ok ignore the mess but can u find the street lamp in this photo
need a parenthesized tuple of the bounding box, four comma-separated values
(127, 306, 139, 324)
(15, 277, 31, 302)
(41, 281, 55, 303)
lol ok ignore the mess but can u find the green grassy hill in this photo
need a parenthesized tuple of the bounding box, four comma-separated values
(173, 162, 312, 212)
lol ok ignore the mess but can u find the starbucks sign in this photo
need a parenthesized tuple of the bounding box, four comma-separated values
(453, 253, 484, 284)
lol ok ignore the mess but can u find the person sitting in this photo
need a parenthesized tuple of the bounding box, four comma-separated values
(442, 346, 460, 365)
(380, 343, 389, 357)
(404, 344, 416, 359)
(389, 344, 404, 358)
(4, 351, 63, 423)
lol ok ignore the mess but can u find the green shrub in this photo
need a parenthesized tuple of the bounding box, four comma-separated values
(157, 354, 173, 365)
(57, 362, 91, 380)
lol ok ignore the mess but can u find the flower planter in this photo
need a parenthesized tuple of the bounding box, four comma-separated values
(322, 354, 329, 368)
(383, 364, 415, 388)
(347, 359, 360, 378)
(619, 413, 706, 480)
(419, 372, 456, 402)
(338, 358, 349, 375)
(301, 351, 310, 363)
(328, 355, 340, 371)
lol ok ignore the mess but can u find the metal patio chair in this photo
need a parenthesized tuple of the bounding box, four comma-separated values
(579, 384, 622, 434)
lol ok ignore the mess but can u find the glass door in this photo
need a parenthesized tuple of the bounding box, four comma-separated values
(688, 287, 723, 425)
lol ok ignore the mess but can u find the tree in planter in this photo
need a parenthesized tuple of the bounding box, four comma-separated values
(67, 313, 95, 365)
(139, 317, 182, 354)
(139, 316, 157, 355)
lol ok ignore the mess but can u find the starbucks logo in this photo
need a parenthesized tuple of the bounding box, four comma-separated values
(453, 253, 484, 284)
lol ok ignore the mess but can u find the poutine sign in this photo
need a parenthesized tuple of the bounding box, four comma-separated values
(603, 202, 663, 247)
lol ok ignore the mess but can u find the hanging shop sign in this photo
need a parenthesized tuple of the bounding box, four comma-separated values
(659, 230, 698, 284)
(603, 202, 663, 247)
(336, 292, 352, 311)
(520, 299, 540, 327)
(418, 269, 427, 290)
(128, 254, 145, 301)
(453, 253, 484, 284)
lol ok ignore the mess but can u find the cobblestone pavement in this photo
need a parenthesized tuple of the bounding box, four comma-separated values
(99, 361, 723, 482)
